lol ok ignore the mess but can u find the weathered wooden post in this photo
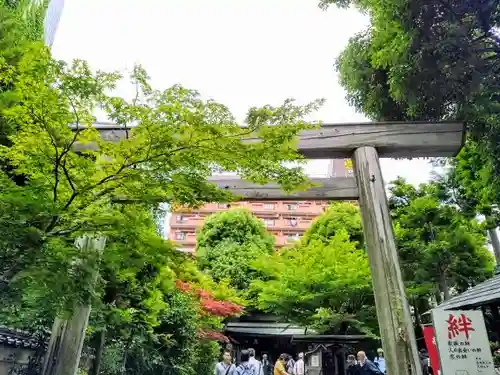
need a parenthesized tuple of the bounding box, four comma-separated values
(42, 236, 106, 375)
(352, 146, 420, 375)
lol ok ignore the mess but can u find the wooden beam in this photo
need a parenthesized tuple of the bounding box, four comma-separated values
(352, 146, 422, 375)
(298, 121, 463, 158)
(111, 177, 359, 204)
(210, 176, 358, 201)
(74, 120, 465, 158)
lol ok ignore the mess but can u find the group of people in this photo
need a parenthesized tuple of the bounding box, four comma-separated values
(216, 347, 432, 375)
(214, 349, 305, 375)
(346, 350, 385, 375)
(346, 348, 433, 375)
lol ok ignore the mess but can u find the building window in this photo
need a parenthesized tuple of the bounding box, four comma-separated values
(176, 215, 188, 223)
(264, 219, 275, 227)
(264, 203, 275, 210)
(175, 232, 187, 240)
(218, 203, 230, 209)
(287, 204, 297, 211)
(287, 218, 298, 227)
(287, 233, 301, 242)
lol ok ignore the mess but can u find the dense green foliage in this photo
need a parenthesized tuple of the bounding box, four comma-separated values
(302, 201, 363, 248)
(0, 18, 324, 372)
(0, 0, 47, 150)
(0, 43, 320, 302)
(253, 203, 376, 335)
(197, 208, 275, 293)
(389, 178, 495, 319)
(433, 143, 500, 229)
(0, 0, 48, 42)
(320, 0, 500, 212)
(252, 187, 493, 337)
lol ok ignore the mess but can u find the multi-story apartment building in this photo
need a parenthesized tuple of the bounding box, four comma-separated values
(169, 200, 331, 253)
(168, 159, 353, 253)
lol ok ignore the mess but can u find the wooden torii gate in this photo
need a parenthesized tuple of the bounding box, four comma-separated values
(57, 121, 464, 375)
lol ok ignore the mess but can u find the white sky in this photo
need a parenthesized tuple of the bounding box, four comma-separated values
(51, 0, 436, 186)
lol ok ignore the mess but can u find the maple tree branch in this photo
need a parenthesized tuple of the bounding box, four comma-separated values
(61, 159, 77, 193)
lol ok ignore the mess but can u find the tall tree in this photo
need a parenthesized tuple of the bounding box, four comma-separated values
(0, 43, 323, 373)
(0, 43, 322, 300)
(319, 0, 500, 184)
(389, 178, 495, 309)
(0, 0, 47, 150)
(196, 208, 275, 293)
(432, 145, 500, 264)
(252, 203, 376, 335)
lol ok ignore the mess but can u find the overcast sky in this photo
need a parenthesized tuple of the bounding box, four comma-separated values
(51, 0, 437, 186)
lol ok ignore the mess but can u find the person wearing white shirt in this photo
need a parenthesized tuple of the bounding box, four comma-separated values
(294, 352, 306, 375)
(248, 348, 263, 375)
(215, 351, 236, 375)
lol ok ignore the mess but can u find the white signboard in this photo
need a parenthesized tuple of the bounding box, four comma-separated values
(310, 353, 320, 367)
(432, 309, 495, 375)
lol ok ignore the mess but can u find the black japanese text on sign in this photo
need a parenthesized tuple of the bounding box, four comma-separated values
(446, 313, 481, 361)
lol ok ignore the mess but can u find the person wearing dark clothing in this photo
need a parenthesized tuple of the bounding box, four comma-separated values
(357, 351, 382, 375)
(346, 354, 361, 375)
(420, 350, 430, 375)
(262, 354, 273, 375)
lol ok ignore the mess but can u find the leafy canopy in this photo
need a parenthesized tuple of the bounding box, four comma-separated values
(389, 178, 494, 304)
(253, 203, 376, 335)
(0, 39, 324, 374)
(321, 0, 500, 193)
(302, 201, 363, 248)
(0, 43, 323, 296)
(197, 208, 275, 292)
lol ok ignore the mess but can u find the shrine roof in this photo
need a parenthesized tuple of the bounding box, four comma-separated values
(436, 274, 500, 310)
(0, 326, 46, 349)
(225, 321, 314, 336)
(224, 321, 369, 343)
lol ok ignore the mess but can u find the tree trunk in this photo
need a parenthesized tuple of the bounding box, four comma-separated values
(439, 274, 450, 301)
(89, 329, 106, 375)
(487, 226, 500, 269)
(489, 304, 500, 343)
(434, 289, 442, 305)
(353, 147, 422, 375)
(42, 236, 106, 375)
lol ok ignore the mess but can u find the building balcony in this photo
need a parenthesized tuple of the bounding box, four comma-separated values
(261, 218, 313, 231)
(170, 221, 199, 229)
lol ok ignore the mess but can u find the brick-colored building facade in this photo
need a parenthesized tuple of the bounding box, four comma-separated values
(169, 200, 331, 253)
(168, 159, 352, 253)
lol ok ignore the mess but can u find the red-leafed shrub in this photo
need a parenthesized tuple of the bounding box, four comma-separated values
(198, 329, 230, 342)
(175, 280, 243, 317)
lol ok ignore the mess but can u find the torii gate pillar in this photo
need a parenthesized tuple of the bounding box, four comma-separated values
(353, 146, 421, 375)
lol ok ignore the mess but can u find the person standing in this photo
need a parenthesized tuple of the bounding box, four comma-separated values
(346, 354, 360, 375)
(374, 348, 386, 374)
(248, 348, 263, 375)
(286, 354, 296, 375)
(294, 352, 305, 375)
(420, 349, 430, 375)
(357, 351, 382, 375)
(274, 354, 289, 375)
(215, 351, 236, 375)
(262, 354, 273, 375)
(236, 350, 256, 375)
